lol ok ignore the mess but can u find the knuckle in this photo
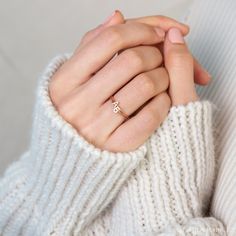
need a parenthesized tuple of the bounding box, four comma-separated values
(137, 73, 156, 96)
(103, 26, 123, 46)
(125, 49, 144, 68)
(156, 15, 171, 24)
(145, 46, 163, 67)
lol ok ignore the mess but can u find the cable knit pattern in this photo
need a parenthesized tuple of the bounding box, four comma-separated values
(0, 27, 228, 235)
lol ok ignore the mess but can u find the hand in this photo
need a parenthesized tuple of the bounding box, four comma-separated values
(82, 10, 211, 86)
(85, 11, 203, 105)
(164, 27, 198, 105)
(119, 12, 202, 105)
(50, 21, 173, 152)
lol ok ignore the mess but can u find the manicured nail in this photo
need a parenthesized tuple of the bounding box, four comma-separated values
(168, 28, 185, 44)
(154, 27, 165, 39)
(102, 10, 117, 26)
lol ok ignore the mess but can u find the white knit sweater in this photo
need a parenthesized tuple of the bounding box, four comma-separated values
(0, 54, 225, 235)
(0, 0, 234, 235)
(185, 0, 236, 235)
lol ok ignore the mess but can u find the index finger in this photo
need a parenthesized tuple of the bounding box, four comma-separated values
(69, 22, 166, 83)
(126, 15, 189, 36)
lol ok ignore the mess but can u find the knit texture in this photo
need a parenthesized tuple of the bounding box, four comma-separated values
(83, 98, 226, 236)
(0, 53, 226, 235)
(0, 55, 147, 235)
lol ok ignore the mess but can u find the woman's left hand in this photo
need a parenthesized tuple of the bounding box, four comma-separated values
(85, 11, 201, 106)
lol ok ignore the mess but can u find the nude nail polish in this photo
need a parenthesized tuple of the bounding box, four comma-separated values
(168, 28, 185, 44)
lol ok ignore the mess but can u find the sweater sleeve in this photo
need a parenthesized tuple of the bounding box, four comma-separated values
(0, 54, 147, 236)
(103, 101, 227, 235)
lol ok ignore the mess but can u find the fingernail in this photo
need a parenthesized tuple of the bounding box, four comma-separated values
(168, 28, 185, 44)
(102, 10, 117, 26)
(154, 27, 165, 39)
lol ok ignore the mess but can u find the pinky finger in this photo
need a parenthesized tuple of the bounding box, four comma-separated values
(104, 92, 171, 152)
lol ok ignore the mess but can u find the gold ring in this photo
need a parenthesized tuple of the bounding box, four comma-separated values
(110, 95, 129, 120)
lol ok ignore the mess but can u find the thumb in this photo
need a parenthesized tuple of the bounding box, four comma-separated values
(164, 27, 199, 106)
(79, 10, 125, 48)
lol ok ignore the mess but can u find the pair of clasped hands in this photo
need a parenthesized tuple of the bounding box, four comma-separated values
(49, 10, 211, 152)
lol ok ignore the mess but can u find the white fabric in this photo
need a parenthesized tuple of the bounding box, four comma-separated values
(0, 0, 235, 234)
(184, 0, 236, 235)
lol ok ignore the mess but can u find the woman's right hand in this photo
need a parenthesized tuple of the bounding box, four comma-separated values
(49, 19, 180, 152)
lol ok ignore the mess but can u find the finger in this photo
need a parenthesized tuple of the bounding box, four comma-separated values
(103, 92, 171, 152)
(126, 15, 189, 36)
(97, 67, 169, 140)
(80, 13, 188, 49)
(97, 12, 211, 87)
(156, 43, 211, 86)
(74, 67, 168, 146)
(85, 46, 163, 104)
(102, 13, 210, 87)
(164, 27, 199, 106)
(79, 10, 125, 48)
(68, 22, 166, 84)
(126, 15, 212, 86)
(193, 57, 211, 85)
(110, 67, 169, 120)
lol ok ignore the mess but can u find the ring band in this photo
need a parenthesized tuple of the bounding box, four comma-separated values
(110, 95, 129, 120)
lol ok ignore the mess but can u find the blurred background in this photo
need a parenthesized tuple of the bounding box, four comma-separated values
(0, 0, 193, 174)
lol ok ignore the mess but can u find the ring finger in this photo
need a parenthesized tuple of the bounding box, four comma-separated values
(84, 45, 163, 105)
(96, 67, 169, 141)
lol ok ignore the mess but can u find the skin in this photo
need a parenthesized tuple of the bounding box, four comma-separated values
(80, 11, 211, 85)
(49, 11, 206, 152)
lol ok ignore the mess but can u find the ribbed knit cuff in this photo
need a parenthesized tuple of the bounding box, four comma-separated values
(147, 101, 218, 231)
(160, 217, 226, 235)
(0, 54, 147, 235)
(106, 100, 224, 235)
